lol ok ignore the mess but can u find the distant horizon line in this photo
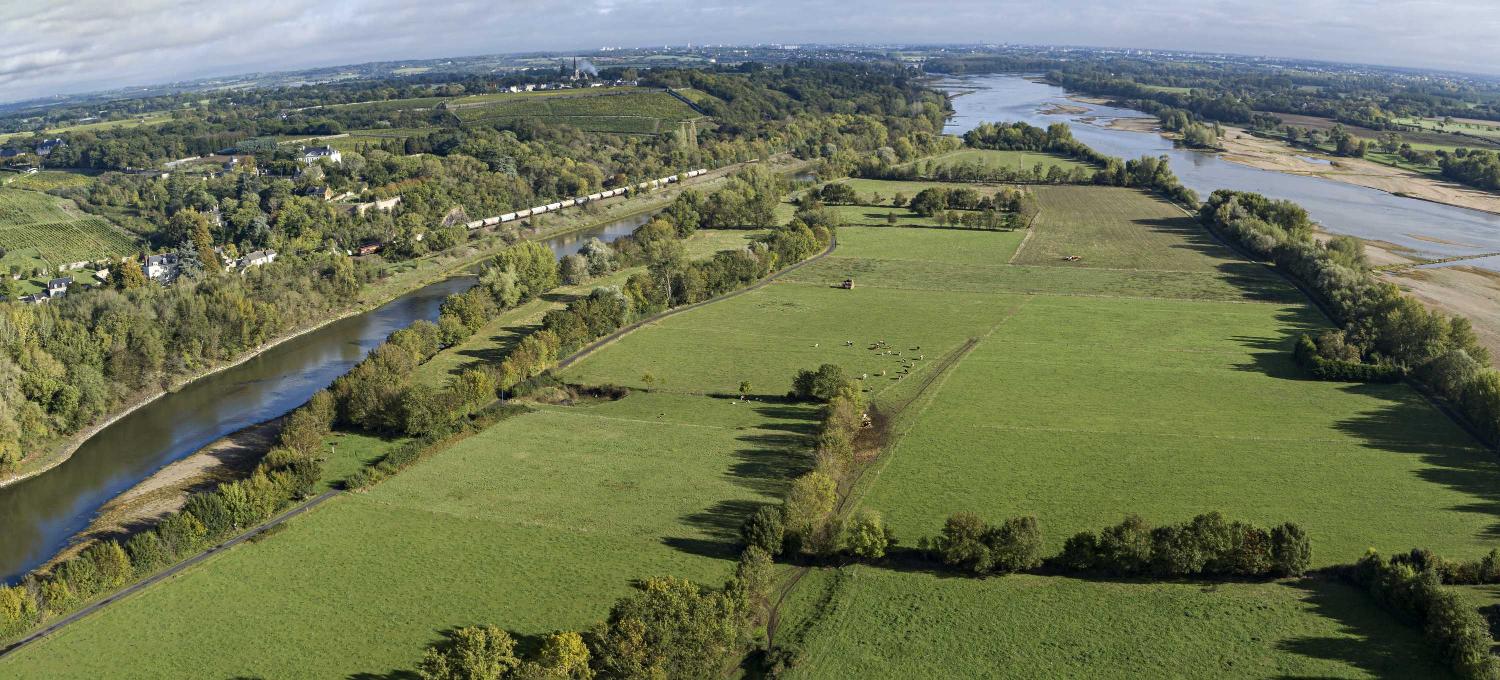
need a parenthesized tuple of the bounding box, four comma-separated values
(5, 40, 1497, 111)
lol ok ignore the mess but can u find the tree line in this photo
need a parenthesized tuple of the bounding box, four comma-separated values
(1341, 549, 1500, 680)
(962, 121, 1199, 207)
(0, 387, 335, 638)
(1201, 190, 1498, 446)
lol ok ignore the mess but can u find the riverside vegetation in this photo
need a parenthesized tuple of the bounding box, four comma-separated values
(3, 60, 1500, 678)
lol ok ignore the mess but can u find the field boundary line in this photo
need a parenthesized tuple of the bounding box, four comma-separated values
(557, 235, 838, 371)
(0, 489, 340, 660)
(777, 278, 1287, 305)
(765, 303, 1019, 647)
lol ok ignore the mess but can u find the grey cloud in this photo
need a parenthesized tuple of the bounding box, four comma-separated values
(1, 0, 1498, 103)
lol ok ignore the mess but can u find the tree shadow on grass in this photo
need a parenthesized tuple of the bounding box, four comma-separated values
(346, 629, 551, 680)
(663, 404, 818, 561)
(1230, 307, 1327, 380)
(1273, 578, 1449, 679)
(665, 499, 769, 560)
(1331, 384, 1500, 541)
(451, 325, 538, 371)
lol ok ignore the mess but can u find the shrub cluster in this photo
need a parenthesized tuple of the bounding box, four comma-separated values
(1343, 550, 1500, 680)
(412, 549, 775, 680)
(767, 365, 892, 559)
(1203, 190, 1498, 445)
(920, 512, 1044, 576)
(1053, 513, 1311, 578)
(0, 391, 336, 635)
(1294, 334, 1405, 382)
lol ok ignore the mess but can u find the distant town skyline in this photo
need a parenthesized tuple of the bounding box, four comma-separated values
(3, 0, 1499, 103)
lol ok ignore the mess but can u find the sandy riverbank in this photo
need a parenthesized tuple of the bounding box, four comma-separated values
(38, 419, 282, 571)
(1103, 117, 1161, 134)
(1214, 128, 1500, 215)
(1370, 241, 1500, 363)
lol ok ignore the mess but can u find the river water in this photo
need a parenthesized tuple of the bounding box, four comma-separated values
(0, 212, 651, 582)
(942, 75, 1500, 264)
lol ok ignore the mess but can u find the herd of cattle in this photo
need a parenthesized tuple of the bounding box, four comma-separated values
(463, 168, 709, 230)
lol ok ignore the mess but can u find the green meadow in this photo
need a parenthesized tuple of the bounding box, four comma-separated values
(787, 571, 1447, 679)
(914, 147, 1090, 173)
(0, 393, 817, 679)
(3, 179, 1490, 678)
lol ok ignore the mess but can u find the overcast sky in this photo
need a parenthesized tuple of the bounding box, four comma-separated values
(2, 0, 1498, 104)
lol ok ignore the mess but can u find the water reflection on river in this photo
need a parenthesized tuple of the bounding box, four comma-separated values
(942, 75, 1500, 263)
(0, 212, 652, 582)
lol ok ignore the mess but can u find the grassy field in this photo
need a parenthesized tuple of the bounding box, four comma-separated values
(1393, 115, 1500, 144)
(0, 392, 817, 678)
(566, 180, 1493, 677)
(0, 188, 137, 272)
(1, 170, 97, 192)
(787, 570, 1448, 679)
(835, 178, 1017, 204)
(324, 96, 453, 113)
(1019, 185, 1238, 270)
(3, 180, 1488, 677)
(413, 229, 768, 386)
(913, 148, 1089, 173)
(0, 112, 175, 144)
(448, 88, 701, 134)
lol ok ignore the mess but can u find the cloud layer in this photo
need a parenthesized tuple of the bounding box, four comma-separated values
(2, 0, 1498, 103)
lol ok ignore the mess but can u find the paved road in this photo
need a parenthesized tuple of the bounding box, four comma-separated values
(0, 489, 339, 660)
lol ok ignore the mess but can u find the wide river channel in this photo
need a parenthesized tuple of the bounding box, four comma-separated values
(0, 213, 651, 582)
(5, 75, 1499, 582)
(942, 75, 1500, 268)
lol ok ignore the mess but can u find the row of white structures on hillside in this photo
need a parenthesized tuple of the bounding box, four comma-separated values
(463, 169, 709, 230)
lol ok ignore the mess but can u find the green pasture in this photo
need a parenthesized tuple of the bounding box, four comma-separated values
(448, 89, 700, 134)
(0, 392, 817, 678)
(4, 181, 1492, 678)
(912, 148, 1090, 173)
(787, 570, 1449, 678)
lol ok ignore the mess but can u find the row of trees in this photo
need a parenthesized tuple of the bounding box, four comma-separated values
(1052, 513, 1311, 578)
(1440, 148, 1500, 191)
(904, 512, 1311, 579)
(1342, 550, 1500, 680)
(1201, 190, 1498, 445)
(0, 388, 335, 638)
(413, 549, 776, 680)
(962, 121, 1199, 207)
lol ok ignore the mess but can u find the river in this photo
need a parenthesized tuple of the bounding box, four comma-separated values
(0, 212, 652, 582)
(942, 75, 1500, 265)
